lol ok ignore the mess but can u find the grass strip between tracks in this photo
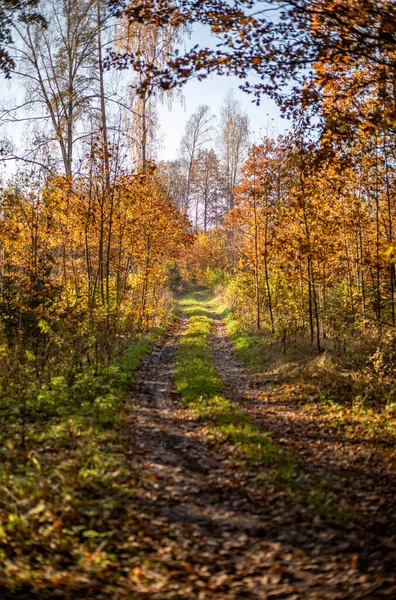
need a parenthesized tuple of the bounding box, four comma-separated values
(174, 288, 296, 480)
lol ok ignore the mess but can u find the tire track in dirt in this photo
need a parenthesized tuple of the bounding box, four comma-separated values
(210, 318, 396, 582)
(126, 316, 396, 599)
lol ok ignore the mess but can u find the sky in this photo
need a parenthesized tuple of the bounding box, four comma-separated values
(156, 73, 288, 161)
(156, 24, 289, 161)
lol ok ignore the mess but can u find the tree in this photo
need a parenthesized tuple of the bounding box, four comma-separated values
(156, 158, 187, 211)
(179, 104, 214, 215)
(112, 0, 396, 143)
(228, 138, 284, 332)
(1, 0, 112, 176)
(0, 0, 43, 76)
(218, 90, 249, 211)
(114, 1, 183, 171)
(190, 148, 225, 231)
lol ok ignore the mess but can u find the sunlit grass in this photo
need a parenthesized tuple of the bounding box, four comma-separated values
(175, 289, 295, 475)
(221, 300, 396, 444)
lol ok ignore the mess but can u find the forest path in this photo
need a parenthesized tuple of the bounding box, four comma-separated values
(128, 290, 395, 599)
(210, 316, 396, 545)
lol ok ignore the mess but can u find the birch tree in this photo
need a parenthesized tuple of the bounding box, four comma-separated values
(179, 104, 214, 216)
(218, 90, 249, 211)
(1, 0, 108, 176)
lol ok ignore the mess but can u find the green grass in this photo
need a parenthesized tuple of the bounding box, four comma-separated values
(210, 296, 275, 374)
(225, 313, 271, 372)
(175, 289, 295, 477)
(0, 326, 165, 596)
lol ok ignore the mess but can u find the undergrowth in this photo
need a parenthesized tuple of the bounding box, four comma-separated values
(220, 299, 396, 442)
(0, 327, 163, 596)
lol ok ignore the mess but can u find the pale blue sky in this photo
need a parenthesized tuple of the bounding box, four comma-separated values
(157, 73, 288, 161)
(156, 24, 288, 160)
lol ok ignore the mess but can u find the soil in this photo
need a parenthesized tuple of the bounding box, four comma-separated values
(127, 317, 396, 599)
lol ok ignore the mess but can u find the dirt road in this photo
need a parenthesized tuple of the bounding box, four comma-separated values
(127, 304, 396, 599)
